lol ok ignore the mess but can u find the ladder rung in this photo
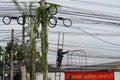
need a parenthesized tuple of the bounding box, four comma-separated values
(55, 73, 61, 76)
(58, 44, 63, 45)
(55, 73, 61, 80)
(56, 73, 60, 74)
(56, 75, 60, 76)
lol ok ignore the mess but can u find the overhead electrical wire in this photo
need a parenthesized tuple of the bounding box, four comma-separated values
(0, 1, 120, 16)
(68, 26, 120, 46)
(48, 38, 120, 53)
(1, 0, 120, 65)
(54, 24, 120, 47)
(49, 39, 120, 56)
(59, 10, 120, 21)
(48, 48, 120, 60)
(62, 5, 120, 17)
(50, 36, 119, 57)
(0, 1, 39, 3)
(49, 39, 120, 50)
(47, 0, 120, 9)
(1, 0, 120, 18)
(59, 6, 120, 21)
(57, 9, 120, 28)
(1, 1, 120, 28)
(49, 42, 120, 56)
(49, 31, 120, 37)
(69, 0, 120, 8)
(56, 22, 120, 35)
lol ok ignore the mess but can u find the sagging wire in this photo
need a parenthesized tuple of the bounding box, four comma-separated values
(64, 25, 120, 47)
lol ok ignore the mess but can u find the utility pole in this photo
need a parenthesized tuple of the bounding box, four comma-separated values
(10, 29, 14, 80)
(29, 3, 36, 80)
(22, 12, 25, 58)
(2, 50, 5, 80)
(40, 0, 48, 80)
(22, 12, 25, 61)
(21, 12, 27, 80)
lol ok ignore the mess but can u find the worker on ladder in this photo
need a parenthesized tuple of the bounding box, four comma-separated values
(57, 49, 69, 70)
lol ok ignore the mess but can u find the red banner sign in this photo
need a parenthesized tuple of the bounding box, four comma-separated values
(65, 72, 114, 80)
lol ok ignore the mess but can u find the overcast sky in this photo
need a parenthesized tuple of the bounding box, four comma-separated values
(1, 0, 120, 67)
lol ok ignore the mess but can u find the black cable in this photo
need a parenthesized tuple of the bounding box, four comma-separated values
(59, 10, 120, 21)
(69, 0, 120, 8)
(0, 1, 39, 3)
(68, 26, 120, 46)
(62, 5, 120, 17)
(48, 31, 120, 37)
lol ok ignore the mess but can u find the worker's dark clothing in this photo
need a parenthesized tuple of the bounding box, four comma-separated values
(57, 51, 68, 61)
(57, 50, 69, 69)
(14, 72, 20, 80)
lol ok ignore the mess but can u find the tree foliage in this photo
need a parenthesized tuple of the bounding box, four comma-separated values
(0, 46, 3, 74)
(12, 1, 59, 80)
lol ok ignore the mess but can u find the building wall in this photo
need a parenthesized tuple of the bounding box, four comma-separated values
(36, 72, 64, 80)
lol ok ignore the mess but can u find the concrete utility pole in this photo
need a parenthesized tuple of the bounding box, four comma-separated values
(22, 12, 25, 58)
(40, 0, 48, 80)
(10, 29, 14, 80)
(2, 49, 5, 80)
(21, 12, 26, 65)
(29, 3, 36, 80)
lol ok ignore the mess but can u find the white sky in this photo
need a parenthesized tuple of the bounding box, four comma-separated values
(1, 0, 120, 68)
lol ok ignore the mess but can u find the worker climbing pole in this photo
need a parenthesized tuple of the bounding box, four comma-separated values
(54, 32, 69, 80)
